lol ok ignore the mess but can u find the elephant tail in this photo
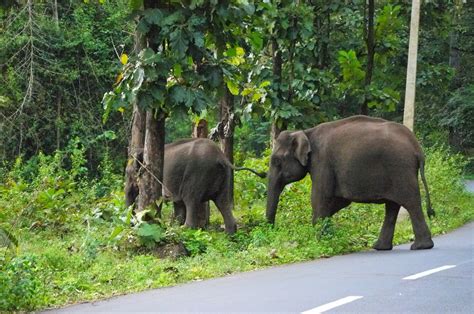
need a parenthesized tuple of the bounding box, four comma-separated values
(225, 162, 267, 178)
(419, 156, 435, 219)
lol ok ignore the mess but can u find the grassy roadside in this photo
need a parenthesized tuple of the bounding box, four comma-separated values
(1, 146, 473, 311)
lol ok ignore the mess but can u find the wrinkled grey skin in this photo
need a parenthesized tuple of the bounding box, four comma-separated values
(164, 138, 265, 234)
(266, 115, 435, 250)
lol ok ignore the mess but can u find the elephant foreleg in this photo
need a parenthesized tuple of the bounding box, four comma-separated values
(312, 195, 350, 225)
(373, 201, 400, 250)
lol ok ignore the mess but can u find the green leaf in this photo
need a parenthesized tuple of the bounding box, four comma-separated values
(137, 19, 150, 34)
(173, 63, 183, 77)
(138, 93, 153, 109)
(259, 80, 271, 88)
(144, 9, 163, 25)
(163, 11, 185, 26)
(170, 85, 187, 104)
(132, 68, 145, 94)
(226, 79, 240, 96)
(137, 223, 165, 242)
(249, 32, 263, 50)
(193, 31, 205, 48)
(139, 48, 155, 63)
(109, 226, 124, 241)
(150, 86, 165, 102)
(170, 29, 188, 58)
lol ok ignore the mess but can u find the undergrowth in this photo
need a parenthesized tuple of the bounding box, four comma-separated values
(0, 145, 473, 311)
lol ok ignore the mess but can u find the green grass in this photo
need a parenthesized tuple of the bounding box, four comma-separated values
(1, 146, 473, 311)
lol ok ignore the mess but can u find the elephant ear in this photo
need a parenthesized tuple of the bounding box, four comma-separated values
(292, 131, 311, 166)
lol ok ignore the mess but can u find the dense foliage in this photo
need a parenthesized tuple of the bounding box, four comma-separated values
(1, 1, 473, 165)
(0, 0, 133, 172)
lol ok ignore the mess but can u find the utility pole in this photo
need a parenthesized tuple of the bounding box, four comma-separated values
(403, 0, 421, 131)
(400, 0, 421, 220)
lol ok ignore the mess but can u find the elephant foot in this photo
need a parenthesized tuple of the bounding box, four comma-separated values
(410, 238, 434, 250)
(373, 240, 393, 251)
(184, 222, 197, 229)
(225, 223, 237, 235)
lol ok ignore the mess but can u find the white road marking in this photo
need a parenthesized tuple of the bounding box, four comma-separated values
(403, 265, 456, 280)
(302, 296, 363, 314)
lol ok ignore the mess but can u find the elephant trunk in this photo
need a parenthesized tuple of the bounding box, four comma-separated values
(266, 174, 285, 225)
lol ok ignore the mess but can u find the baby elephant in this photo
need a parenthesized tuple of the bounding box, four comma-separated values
(164, 138, 265, 234)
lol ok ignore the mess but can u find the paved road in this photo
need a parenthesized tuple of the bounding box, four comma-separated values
(50, 221, 473, 313)
(466, 180, 474, 193)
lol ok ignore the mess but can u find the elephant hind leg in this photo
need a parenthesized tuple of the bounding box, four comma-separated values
(213, 194, 237, 234)
(182, 198, 201, 229)
(196, 202, 210, 229)
(373, 201, 400, 250)
(404, 199, 434, 250)
(172, 201, 186, 225)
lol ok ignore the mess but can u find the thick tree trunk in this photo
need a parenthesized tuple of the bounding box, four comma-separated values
(362, 0, 375, 115)
(125, 105, 146, 208)
(135, 0, 166, 218)
(137, 110, 165, 217)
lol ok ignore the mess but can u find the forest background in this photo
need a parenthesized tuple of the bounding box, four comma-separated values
(0, 0, 473, 311)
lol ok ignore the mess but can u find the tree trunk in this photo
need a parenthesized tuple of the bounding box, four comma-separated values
(52, 0, 59, 28)
(362, 0, 375, 116)
(192, 119, 208, 138)
(55, 94, 62, 150)
(271, 37, 285, 148)
(219, 90, 234, 202)
(403, 0, 421, 132)
(271, 120, 287, 146)
(125, 23, 146, 209)
(135, 0, 166, 219)
(125, 104, 146, 208)
(137, 110, 165, 217)
(315, 5, 330, 69)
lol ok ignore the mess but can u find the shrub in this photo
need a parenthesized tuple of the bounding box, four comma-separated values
(180, 229, 212, 256)
(0, 255, 44, 311)
(234, 152, 269, 209)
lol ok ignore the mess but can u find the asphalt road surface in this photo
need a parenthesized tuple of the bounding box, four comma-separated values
(49, 220, 473, 313)
(466, 180, 474, 193)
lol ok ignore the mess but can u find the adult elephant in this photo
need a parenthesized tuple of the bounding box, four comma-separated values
(266, 115, 435, 250)
(164, 138, 265, 234)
